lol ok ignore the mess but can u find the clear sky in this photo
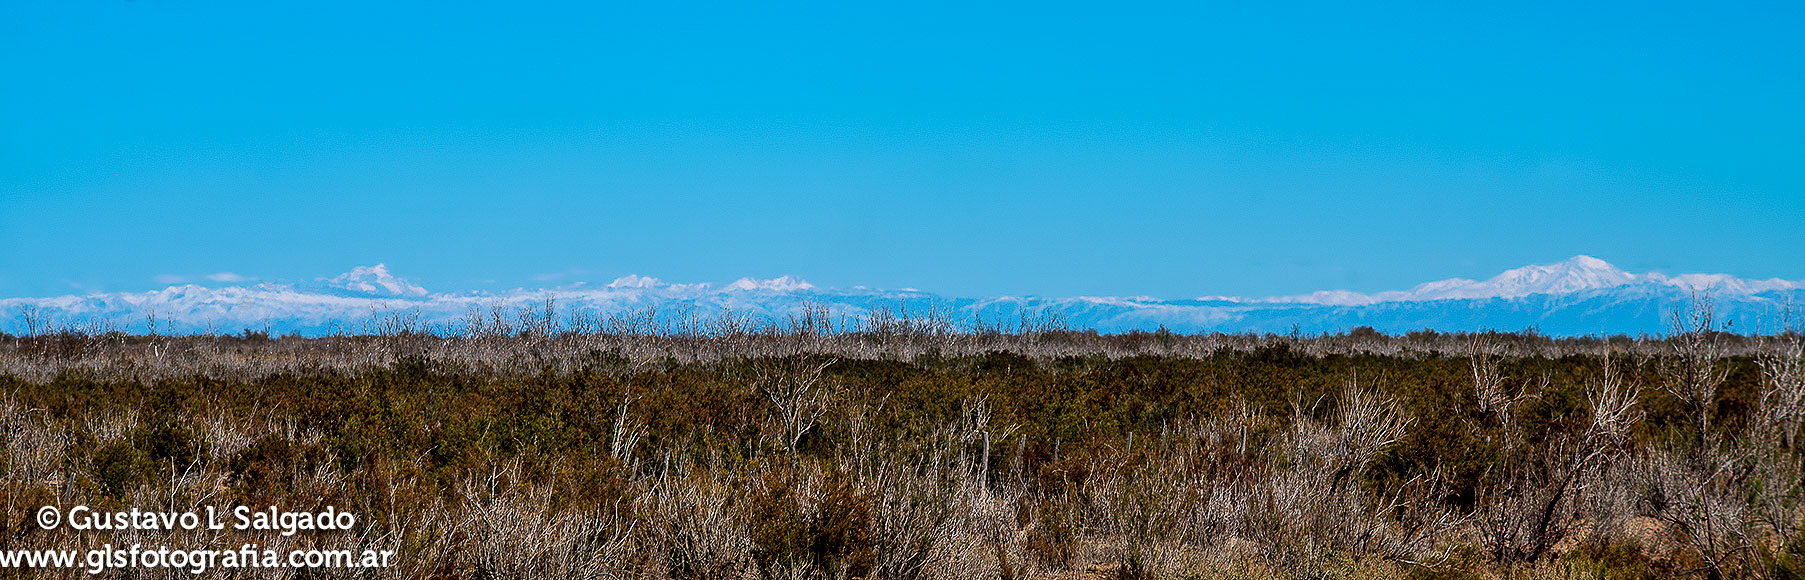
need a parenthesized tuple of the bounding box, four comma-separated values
(2, 0, 1801, 299)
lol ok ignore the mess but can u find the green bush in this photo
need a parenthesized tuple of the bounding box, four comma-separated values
(1775, 530, 1805, 580)
(134, 423, 207, 469)
(90, 441, 144, 499)
(749, 469, 875, 579)
(85, 424, 207, 500)
(1562, 540, 1657, 580)
(227, 434, 327, 504)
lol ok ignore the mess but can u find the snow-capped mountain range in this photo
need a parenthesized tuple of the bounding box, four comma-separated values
(1241, 255, 1802, 306)
(3, 256, 1800, 337)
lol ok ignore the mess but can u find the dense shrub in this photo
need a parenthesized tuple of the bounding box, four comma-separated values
(749, 469, 875, 579)
(89, 440, 144, 499)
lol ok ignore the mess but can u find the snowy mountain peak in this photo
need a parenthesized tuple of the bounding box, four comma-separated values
(1650, 272, 1803, 295)
(325, 264, 428, 297)
(1447, 255, 1637, 299)
(1262, 256, 1639, 306)
(1564, 255, 1612, 270)
(606, 274, 663, 289)
(725, 276, 815, 293)
(1265, 256, 1805, 306)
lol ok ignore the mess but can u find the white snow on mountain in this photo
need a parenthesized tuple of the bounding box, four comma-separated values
(3, 256, 1802, 337)
(725, 276, 815, 293)
(1410, 255, 1637, 300)
(606, 274, 663, 289)
(1260, 256, 1803, 306)
(326, 264, 428, 297)
(1647, 272, 1804, 295)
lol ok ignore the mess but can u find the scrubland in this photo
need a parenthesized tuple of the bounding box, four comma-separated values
(1, 302, 1801, 579)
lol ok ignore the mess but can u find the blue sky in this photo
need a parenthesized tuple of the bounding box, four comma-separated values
(2, 0, 1801, 300)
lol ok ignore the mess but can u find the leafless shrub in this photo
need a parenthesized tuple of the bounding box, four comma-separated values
(1751, 335, 1805, 557)
(1480, 355, 1641, 563)
(1638, 440, 1764, 579)
(643, 461, 751, 580)
(1084, 438, 1202, 579)
(859, 446, 959, 580)
(757, 358, 836, 457)
(1631, 294, 1803, 579)
(1237, 380, 1461, 575)
(1661, 294, 1731, 447)
(1754, 334, 1805, 452)
(611, 387, 647, 464)
(454, 459, 638, 578)
(0, 395, 70, 486)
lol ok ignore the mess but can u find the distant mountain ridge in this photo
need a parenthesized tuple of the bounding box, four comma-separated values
(1245, 255, 1801, 306)
(3, 257, 1799, 337)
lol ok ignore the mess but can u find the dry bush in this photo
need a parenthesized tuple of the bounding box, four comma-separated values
(452, 459, 638, 579)
(858, 449, 960, 580)
(1627, 298, 1805, 579)
(1239, 381, 1442, 573)
(1082, 440, 1205, 579)
(642, 461, 752, 580)
(1478, 355, 1641, 564)
(755, 358, 836, 457)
